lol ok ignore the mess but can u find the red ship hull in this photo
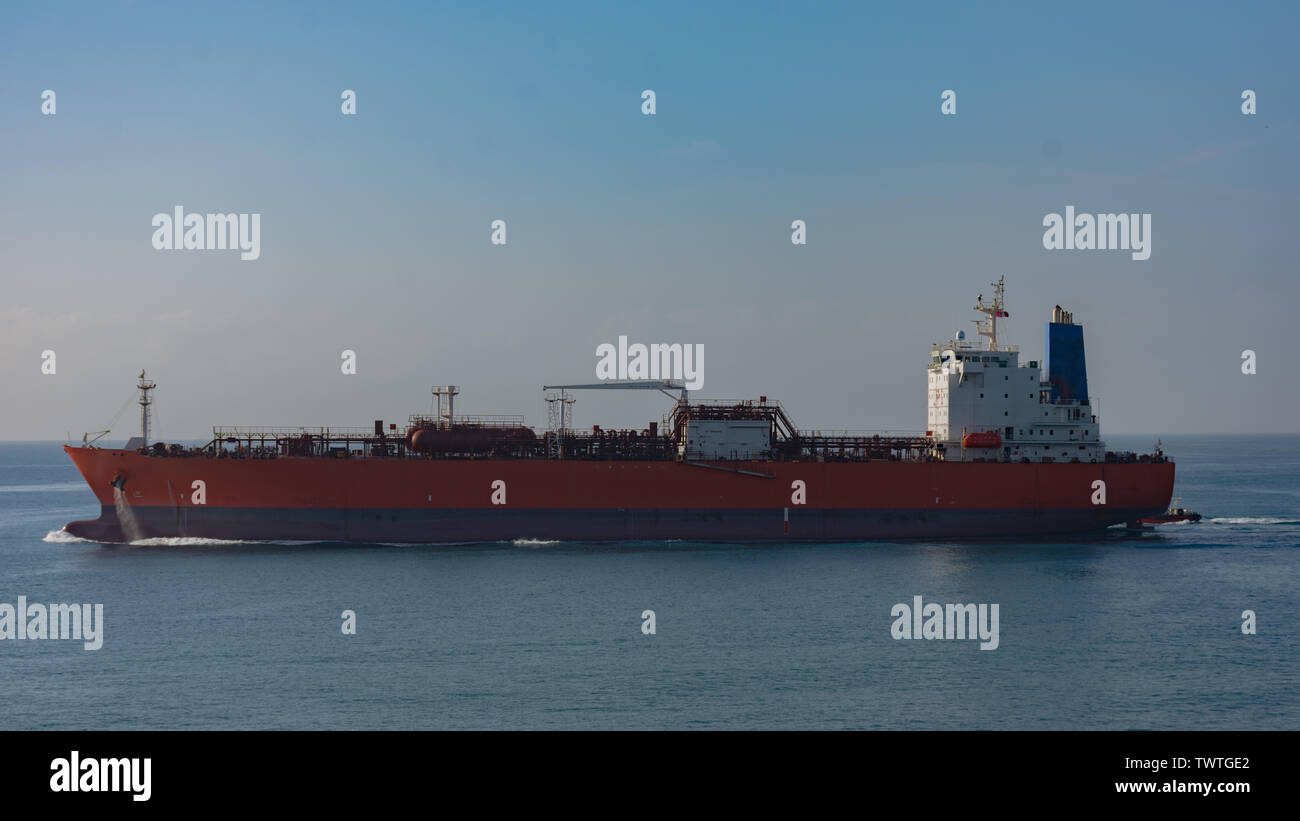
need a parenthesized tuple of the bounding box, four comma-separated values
(61, 446, 1175, 543)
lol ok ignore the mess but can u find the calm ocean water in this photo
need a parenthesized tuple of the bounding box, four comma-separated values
(1, 435, 1296, 730)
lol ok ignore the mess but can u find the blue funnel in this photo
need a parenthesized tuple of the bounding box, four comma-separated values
(1045, 321, 1088, 402)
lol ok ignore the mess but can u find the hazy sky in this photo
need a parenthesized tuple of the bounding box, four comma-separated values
(3, 0, 1297, 442)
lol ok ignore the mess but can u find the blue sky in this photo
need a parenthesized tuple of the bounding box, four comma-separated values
(2, 0, 1297, 439)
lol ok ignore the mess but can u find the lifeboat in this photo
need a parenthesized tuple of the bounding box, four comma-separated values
(961, 431, 1002, 449)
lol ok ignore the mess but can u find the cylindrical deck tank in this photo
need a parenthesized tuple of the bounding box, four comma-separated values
(407, 425, 537, 453)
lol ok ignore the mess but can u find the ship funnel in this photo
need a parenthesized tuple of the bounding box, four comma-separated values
(1046, 307, 1088, 402)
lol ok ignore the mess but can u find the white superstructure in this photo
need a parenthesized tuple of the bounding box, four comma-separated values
(926, 278, 1105, 463)
(681, 418, 771, 460)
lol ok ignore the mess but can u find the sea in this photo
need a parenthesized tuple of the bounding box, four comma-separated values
(1, 435, 1296, 730)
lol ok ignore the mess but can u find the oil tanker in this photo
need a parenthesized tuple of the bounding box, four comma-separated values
(61, 280, 1174, 543)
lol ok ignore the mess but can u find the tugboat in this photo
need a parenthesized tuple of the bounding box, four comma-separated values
(1141, 497, 1202, 525)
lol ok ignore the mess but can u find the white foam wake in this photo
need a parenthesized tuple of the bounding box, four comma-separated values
(122, 537, 323, 545)
(43, 528, 93, 543)
(512, 538, 560, 546)
(43, 527, 321, 547)
(1208, 517, 1298, 525)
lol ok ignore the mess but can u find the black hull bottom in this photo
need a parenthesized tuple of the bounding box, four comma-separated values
(62, 504, 1164, 544)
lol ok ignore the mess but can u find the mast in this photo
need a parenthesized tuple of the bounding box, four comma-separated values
(544, 389, 577, 459)
(137, 370, 157, 444)
(973, 276, 1009, 351)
